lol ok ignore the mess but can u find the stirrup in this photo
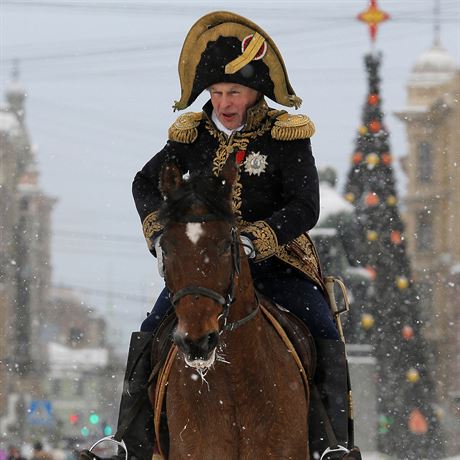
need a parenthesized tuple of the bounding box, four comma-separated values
(89, 436, 128, 460)
(320, 445, 349, 460)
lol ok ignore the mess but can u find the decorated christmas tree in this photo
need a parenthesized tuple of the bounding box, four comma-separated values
(342, 2, 446, 457)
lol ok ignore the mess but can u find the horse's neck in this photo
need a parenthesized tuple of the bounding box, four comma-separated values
(223, 258, 278, 370)
(228, 257, 260, 326)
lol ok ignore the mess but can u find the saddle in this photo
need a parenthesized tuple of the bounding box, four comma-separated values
(260, 295, 317, 379)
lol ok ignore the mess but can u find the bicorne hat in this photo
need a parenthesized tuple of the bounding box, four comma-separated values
(173, 11, 302, 111)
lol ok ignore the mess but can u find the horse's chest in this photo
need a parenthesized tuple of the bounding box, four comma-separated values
(166, 360, 304, 438)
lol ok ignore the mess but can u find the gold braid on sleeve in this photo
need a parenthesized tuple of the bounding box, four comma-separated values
(240, 220, 278, 261)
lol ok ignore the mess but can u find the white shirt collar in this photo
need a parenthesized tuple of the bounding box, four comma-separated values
(212, 111, 244, 136)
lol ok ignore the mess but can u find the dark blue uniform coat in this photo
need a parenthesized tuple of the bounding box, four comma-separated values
(132, 98, 338, 339)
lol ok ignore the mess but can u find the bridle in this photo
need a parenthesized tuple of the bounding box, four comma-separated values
(164, 214, 259, 332)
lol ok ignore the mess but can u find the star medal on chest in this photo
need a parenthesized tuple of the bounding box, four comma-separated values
(243, 151, 268, 176)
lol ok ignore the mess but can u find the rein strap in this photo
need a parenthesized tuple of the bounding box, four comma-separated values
(172, 286, 227, 306)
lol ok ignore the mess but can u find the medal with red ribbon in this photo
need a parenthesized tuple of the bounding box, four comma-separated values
(236, 150, 246, 164)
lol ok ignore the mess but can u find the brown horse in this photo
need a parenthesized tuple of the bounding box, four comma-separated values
(155, 161, 311, 459)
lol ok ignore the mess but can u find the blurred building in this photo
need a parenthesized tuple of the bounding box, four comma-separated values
(0, 68, 123, 447)
(395, 41, 460, 441)
(0, 65, 55, 435)
(44, 288, 123, 443)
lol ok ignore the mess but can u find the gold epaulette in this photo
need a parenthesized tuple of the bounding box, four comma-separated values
(168, 112, 203, 144)
(271, 113, 315, 141)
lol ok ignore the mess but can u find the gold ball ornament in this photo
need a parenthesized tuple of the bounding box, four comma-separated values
(361, 313, 375, 330)
(406, 368, 420, 383)
(433, 406, 445, 420)
(366, 152, 380, 167)
(359, 126, 368, 135)
(386, 195, 397, 206)
(396, 276, 409, 290)
(367, 230, 378, 241)
(345, 192, 355, 203)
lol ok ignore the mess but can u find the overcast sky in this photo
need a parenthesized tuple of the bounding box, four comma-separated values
(2, 0, 459, 353)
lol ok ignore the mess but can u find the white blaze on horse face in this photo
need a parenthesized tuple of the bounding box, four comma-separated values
(186, 222, 205, 245)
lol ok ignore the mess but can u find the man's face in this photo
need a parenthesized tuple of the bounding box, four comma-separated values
(209, 83, 260, 130)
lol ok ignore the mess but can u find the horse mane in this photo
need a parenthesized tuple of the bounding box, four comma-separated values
(158, 173, 235, 224)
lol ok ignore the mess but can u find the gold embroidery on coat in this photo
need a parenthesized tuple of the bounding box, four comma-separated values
(232, 170, 243, 220)
(240, 220, 278, 261)
(278, 233, 324, 291)
(244, 99, 270, 131)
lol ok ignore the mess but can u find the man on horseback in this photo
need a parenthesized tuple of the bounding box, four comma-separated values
(81, 11, 360, 460)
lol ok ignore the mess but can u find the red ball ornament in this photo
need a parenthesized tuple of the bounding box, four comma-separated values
(402, 325, 414, 340)
(365, 192, 380, 206)
(390, 230, 402, 245)
(408, 409, 428, 435)
(368, 94, 379, 105)
(352, 151, 363, 165)
(365, 266, 377, 280)
(381, 153, 392, 165)
(369, 120, 381, 133)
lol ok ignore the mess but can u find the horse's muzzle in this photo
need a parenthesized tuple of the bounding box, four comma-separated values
(173, 330, 219, 364)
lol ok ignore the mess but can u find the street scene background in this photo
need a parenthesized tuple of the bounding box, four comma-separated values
(1, 0, 459, 458)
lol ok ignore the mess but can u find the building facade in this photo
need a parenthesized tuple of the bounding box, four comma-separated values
(0, 69, 55, 434)
(395, 42, 459, 443)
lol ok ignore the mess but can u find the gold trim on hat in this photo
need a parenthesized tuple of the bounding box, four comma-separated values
(224, 32, 266, 75)
(174, 11, 300, 111)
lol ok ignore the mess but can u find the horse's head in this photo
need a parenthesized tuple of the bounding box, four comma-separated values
(158, 161, 240, 369)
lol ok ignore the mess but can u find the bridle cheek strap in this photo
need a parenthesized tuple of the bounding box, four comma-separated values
(167, 225, 258, 332)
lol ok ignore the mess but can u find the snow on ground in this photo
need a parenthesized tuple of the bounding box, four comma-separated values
(364, 454, 460, 460)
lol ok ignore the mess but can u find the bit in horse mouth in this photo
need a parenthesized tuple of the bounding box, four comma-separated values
(185, 349, 216, 370)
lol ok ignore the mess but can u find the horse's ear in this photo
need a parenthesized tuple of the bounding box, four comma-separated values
(219, 159, 238, 195)
(159, 161, 182, 198)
